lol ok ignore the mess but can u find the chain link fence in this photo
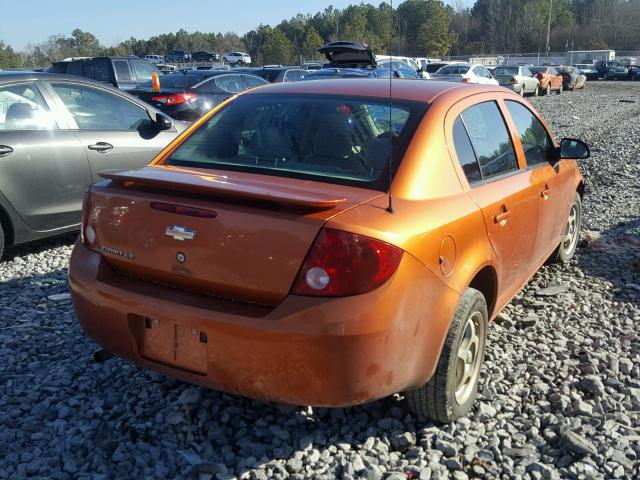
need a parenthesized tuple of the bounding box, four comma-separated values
(444, 50, 640, 66)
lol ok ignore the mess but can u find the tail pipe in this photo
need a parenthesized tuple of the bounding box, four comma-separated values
(93, 348, 114, 363)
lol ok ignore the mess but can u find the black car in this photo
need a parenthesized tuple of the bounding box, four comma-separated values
(166, 50, 191, 63)
(191, 51, 220, 62)
(233, 66, 306, 83)
(47, 56, 160, 92)
(319, 41, 377, 68)
(135, 70, 268, 122)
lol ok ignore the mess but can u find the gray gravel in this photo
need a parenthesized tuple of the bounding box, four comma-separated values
(1, 81, 639, 479)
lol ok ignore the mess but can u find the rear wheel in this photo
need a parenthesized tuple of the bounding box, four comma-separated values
(405, 288, 488, 423)
(549, 192, 582, 263)
(557, 83, 563, 94)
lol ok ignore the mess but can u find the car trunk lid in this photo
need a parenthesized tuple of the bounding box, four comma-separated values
(87, 166, 382, 305)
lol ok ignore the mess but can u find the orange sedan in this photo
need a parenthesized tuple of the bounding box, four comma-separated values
(69, 79, 589, 422)
(530, 66, 564, 95)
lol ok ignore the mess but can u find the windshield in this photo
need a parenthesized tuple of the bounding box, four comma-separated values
(436, 65, 470, 75)
(493, 67, 518, 76)
(159, 73, 206, 88)
(164, 94, 428, 189)
(529, 67, 546, 73)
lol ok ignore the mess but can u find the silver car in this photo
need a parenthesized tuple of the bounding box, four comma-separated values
(0, 72, 187, 257)
(492, 65, 540, 96)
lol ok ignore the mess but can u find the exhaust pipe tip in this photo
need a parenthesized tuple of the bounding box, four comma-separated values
(93, 348, 114, 363)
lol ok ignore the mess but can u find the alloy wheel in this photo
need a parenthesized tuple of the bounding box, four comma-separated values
(562, 202, 580, 257)
(455, 311, 486, 405)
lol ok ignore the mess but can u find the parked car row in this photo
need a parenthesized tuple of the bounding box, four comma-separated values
(146, 51, 250, 65)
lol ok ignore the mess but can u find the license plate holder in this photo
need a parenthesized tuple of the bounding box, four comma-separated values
(142, 318, 208, 374)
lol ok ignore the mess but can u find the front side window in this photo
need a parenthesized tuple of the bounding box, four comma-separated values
(505, 101, 555, 166)
(460, 101, 518, 180)
(52, 83, 151, 131)
(164, 94, 427, 189)
(113, 61, 132, 81)
(283, 70, 305, 82)
(0, 83, 56, 130)
(243, 75, 268, 88)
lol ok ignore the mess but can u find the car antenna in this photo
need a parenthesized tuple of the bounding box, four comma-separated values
(386, 0, 394, 214)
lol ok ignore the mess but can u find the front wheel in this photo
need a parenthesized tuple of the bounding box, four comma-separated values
(545, 83, 551, 95)
(548, 192, 582, 263)
(405, 288, 488, 423)
(533, 85, 539, 96)
(557, 83, 563, 94)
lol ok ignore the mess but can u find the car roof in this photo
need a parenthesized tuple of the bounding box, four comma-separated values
(0, 71, 106, 82)
(243, 78, 505, 103)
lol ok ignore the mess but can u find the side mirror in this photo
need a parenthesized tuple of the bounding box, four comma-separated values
(155, 113, 173, 131)
(560, 138, 590, 160)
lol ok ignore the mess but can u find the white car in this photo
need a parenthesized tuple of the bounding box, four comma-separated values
(375, 55, 427, 78)
(144, 55, 164, 65)
(433, 62, 499, 85)
(224, 52, 252, 65)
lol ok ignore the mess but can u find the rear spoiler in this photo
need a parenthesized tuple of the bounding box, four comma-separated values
(99, 167, 347, 210)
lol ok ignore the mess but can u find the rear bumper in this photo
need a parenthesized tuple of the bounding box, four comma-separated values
(69, 241, 460, 406)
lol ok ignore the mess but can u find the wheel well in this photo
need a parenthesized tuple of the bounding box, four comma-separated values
(577, 181, 585, 199)
(469, 266, 498, 318)
(0, 204, 14, 246)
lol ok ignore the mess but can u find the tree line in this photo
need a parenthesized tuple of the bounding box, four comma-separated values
(1, 0, 639, 69)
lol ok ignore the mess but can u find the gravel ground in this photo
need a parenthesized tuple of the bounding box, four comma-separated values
(1, 81, 639, 480)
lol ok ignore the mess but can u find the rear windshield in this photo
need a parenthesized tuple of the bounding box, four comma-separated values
(436, 65, 470, 75)
(159, 73, 206, 89)
(493, 67, 518, 76)
(164, 94, 428, 190)
(529, 67, 547, 73)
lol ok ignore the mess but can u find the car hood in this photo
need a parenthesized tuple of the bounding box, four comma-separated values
(318, 41, 377, 68)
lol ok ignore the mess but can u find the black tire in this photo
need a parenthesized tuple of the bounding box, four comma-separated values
(405, 288, 488, 423)
(533, 85, 539, 96)
(545, 83, 551, 95)
(557, 83, 563, 94)
(548, 192, 582, 264)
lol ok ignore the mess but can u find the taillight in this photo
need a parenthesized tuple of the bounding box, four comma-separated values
(80, 190, 96, 249)
(536, 73, 544, 80)
(151, 93, 198, 105)
(291, 228, 403, 297)
(462, 76, 471, 83)
(509, 77, 518, 84)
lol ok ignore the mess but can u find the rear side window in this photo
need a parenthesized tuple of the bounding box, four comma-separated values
(215, 75, 247, 93)
(164, 94, 427, 190)
(460, 101, 518, 180)
(437, 65, 470, 75)
(113, 61, 132, 82)
(161, 74, 205, 89)
(243, 75, 268, 88)
(452, 117, 481, 184)
(505, 101, 555, 166)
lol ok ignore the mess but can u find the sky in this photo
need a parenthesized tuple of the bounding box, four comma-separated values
(1, 0, 472, 51)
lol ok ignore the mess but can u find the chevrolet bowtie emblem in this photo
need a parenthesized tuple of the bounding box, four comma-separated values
(165, 225, 196, 241)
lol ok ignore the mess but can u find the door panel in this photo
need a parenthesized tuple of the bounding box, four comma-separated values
(469, 173, 538, 307)
(0, 131, 91, 230)
(0, 81, 90, 231)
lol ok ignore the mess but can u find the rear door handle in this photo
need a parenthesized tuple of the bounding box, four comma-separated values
(0, 145, 14, 157)
(494, 209, 511, 225)
(88, 142, 113, 153)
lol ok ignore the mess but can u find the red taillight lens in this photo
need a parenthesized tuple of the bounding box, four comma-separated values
(462, 76, 471, 83)
(80, 190, 95, 249)
(536, 73, 544, 80)
(291, 228, 403, 297)
(151, 93, 197, 105)
(509, 77, 518, 84)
